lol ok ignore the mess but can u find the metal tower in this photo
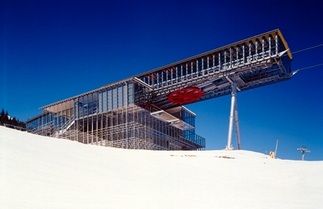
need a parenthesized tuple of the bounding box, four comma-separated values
(297, 146, 310, 161)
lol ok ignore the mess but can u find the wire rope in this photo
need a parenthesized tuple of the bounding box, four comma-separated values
(289, 43, 323, 73)
(292, 43, 323, 55)
(296, 62, 323, 72)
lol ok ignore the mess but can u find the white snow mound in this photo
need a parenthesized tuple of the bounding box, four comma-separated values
(1, 126, 322, 209)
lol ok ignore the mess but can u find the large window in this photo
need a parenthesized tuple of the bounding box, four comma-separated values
(77, 93, 98, 118)
(98, 82, 134, 113)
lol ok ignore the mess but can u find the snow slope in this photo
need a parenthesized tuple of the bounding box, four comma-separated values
(1, 126, 322, 209)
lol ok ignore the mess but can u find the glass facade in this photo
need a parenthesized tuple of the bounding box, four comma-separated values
(26, 80, 205, 150)
(181, 108, 205, 148)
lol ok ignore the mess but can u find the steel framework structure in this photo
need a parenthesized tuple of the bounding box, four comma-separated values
(135, 29, 292, 108)
(26, 80, 205, 150)
(26, 29, 293, 150)
(135, 29, 293, 149)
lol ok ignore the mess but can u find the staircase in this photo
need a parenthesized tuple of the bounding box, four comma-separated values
(53, 116, 75, 137)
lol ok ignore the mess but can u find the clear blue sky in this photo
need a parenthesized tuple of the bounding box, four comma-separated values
(1, 0, 323, 160)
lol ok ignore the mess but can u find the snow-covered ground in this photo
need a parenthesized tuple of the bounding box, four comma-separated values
(1, 126, 322, 209)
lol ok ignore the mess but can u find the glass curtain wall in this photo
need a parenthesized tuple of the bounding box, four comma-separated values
(26, 80, 205, 150)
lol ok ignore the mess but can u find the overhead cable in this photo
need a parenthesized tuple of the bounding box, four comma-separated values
(296, 62, 323, 72)
(292, 43, 323, 55)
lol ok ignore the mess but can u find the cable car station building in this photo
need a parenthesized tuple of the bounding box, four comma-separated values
(26, 29, 294, 150)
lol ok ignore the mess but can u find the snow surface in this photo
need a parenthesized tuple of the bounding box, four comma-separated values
(1, 126, 323, 209)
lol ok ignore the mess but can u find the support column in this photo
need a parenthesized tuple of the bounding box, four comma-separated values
(226, 82, 241, 150)
(234, 106, 241, 150)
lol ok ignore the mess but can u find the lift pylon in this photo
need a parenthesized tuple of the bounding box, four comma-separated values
(226, 80, 241, 150)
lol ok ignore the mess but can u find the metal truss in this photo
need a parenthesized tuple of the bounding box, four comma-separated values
(134, 29, 293, 110)
(133, 29, 294, 149)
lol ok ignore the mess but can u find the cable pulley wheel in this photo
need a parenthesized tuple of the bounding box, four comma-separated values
(168, 87, 203, 105)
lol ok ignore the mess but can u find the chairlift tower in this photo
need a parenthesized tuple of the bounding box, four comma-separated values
(297, 146, 310, 161)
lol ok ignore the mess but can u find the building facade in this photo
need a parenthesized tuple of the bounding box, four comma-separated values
(26, 29, 294, 150)
(26, 79, 205, 150)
